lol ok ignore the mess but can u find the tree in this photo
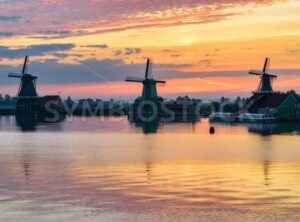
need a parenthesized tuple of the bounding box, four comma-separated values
(4, 95, 11, 102)
(65, 96, 74, 106)
(288, 90, 300, 99)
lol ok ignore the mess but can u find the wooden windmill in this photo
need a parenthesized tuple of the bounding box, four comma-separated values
(8, 56, 38, 97)
(126, 58, 166, 102)
(249, 58, 277, 93)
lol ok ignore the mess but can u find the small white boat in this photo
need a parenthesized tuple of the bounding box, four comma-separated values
(238, 113, 277, 124)
(209, 112, 238, 122)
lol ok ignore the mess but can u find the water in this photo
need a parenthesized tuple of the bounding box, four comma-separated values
(0, 116, 300, 221)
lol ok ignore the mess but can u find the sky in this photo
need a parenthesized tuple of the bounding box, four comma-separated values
(0, 0, 299, 100)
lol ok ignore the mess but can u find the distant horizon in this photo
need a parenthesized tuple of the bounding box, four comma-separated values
(0, 76, 298, 101)
(0, 89, 296, 102)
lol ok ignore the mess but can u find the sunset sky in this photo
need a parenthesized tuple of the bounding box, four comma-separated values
(0, 0, 299, 100)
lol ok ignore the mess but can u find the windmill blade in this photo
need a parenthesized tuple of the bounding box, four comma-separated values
(126, 79, 143, 83)
(264, 73, 277, 78)
(148, 59, 153, 78)
(22, 56, 29, 74)
(8, 72, 22, 78)
(263, 57, 270, 73)
(125, 76, 144, 82)
(155, 80, 166, 84)
(24, 58, 30, 74)
(145, 58, 151, 79)
(257, 77, 263, 92)
(29, 74, 38, 79)
(249, 70, 263, 76)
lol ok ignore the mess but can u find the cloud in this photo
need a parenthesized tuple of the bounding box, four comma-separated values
(29, 30, 90, 39)
(51, 53, 81, 58)
(113, 50, 122, 57)
(155, 63, 193, 70)
(0, 32, 14, 36)
(39, 30, 72, 35)
(0, 0, 283, 39)
(0, 43, 76, 59)
(114, 48, 142, 56)
(287, 48, 299, 54)
(124, 48, 142, 55)
(0, 58, 299, 88)
(198, 59, 212, 67)
(0, 16, 21, 22)
(84, 45, 109, 49)
(162, 49, 175, 53)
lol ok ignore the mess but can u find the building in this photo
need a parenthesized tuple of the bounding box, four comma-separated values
(246, 92, 300, 121)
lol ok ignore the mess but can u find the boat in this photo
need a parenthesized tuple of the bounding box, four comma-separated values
(209, 112, 238, 123)
(238, 113, 277, 124)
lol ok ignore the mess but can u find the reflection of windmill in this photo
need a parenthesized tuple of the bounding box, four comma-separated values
(126, 58, 166, 102)
(142, 135, 155, 183)
(130, 117, 160, 133)
(249, 58, 277, 93)
(22, 151, 33, 188)
(8, 56, 38, 97)
(260, 140, 273, 187)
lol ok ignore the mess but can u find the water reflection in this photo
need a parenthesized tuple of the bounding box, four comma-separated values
(211, 121, 300, 136)
(15, 114, 66, 132)
(129, 117, 160, 133)
(0, 117, 300, 221)
(20, 147, 35, 188)
(248, 123, 300, 135)
(129, 115, 199, 134)
(143, 136, 155, 182)
(15, 114, 38, 131)
(260, 139, 273, 186)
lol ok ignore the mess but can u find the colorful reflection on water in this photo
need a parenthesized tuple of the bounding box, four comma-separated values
(0, 116, 300, 221)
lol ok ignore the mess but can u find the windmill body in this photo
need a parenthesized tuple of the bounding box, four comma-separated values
(260, 74, 273, 93)
(17, 74, 38, 97)
(141, 79, 159, 101)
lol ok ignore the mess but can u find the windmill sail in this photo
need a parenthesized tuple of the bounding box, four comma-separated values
(22, 56, 29, 74)
(249, 70, 263, 75)
(126, 76, 144, 82)
(145, 58, 151, 79)
(263, 58, 270, 73)
(8, 73, 22, 78)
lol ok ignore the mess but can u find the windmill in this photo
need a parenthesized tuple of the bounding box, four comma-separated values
(8, 56, 38, 97)
(126, 58, 166, 102)
(249, 58, 277, 93)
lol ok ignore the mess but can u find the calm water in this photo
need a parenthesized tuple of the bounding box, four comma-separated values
(0, 116, 300, 221)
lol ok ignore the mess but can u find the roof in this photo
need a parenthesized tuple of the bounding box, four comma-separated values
(246, 92, 291, 110)
(38, 95, 62, 104)
(43, 95, 61, 99)
(16, 96, 43, 99)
